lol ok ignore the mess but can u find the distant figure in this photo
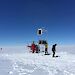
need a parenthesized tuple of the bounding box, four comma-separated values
(1, 48, 2, 51)
(52, 44, 57, 57)
(45, 43, 48, 54)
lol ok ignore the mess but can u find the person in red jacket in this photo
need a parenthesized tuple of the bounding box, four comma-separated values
(31, 41, 36, 53)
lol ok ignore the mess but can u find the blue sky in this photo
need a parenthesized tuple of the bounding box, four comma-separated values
(0, 0, 75, 46)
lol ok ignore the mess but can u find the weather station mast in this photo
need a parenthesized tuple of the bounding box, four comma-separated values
(36, 27, 49, 54)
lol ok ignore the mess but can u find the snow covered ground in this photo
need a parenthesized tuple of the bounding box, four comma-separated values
(0, 45, 75, 75)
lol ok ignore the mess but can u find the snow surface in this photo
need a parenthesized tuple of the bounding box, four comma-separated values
(0, 45, 75, 75)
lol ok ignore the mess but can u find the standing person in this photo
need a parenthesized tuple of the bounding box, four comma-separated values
(45, 42, 48, 55)
(35, 44, 40, 53)
(31, 41, 36, 53)
(52, 44, 57, 57)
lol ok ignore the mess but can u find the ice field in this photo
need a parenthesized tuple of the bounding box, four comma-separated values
(0, 45, 75, 75)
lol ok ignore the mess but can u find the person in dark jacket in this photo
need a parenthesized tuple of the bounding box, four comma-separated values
(35, 44, 40, 53)
(52, 44, 57, 57)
